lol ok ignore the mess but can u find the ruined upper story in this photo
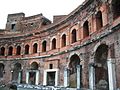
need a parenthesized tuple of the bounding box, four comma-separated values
(0, 0, 119, 58)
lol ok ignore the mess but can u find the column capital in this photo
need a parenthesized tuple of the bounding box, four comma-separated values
(107, 58, 116, 64)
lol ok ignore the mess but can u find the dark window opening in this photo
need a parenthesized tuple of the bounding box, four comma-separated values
(83, 21, 89, 38)
(8, 46, 13, 56)
(11, 24, 16, 30)
(25, 45, 29, 54)
(33, 43, 38, 53)
(47, 72, 55, 86)
(16, 46, 21, 55)
(29, 72, 36, 85)
(49, 64, 53, 69)
(71, 29, 77, 43)
(0, 63, 4, 78)
(42, 41, 47, 52)
(0, 47, 5, 56)
(52, 38, 56, 50)
(94, 44, 109, 90)
(96, 11, 103, 31)
(61, 34, 66, 47)
(112, 0, 120, 19)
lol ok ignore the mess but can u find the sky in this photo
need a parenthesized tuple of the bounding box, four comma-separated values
(0, 0, 85, 29)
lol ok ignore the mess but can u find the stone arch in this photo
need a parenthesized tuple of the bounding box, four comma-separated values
(30, 62, 39, 70)
(12, 63, 22, 83)
(68, 54, 81, 88)
(94, 44, 109, 90)
(0, 63, 4, 78)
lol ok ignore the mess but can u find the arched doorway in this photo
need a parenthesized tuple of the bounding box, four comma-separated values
(69, 54, 81, 88)
(94, 44, 109, 90)
(27, 62, 39, 85)
(12, 63, 22, 83)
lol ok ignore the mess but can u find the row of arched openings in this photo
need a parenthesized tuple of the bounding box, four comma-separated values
(0, 11, 104, 56)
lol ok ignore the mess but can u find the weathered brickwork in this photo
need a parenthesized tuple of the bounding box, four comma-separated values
(0, 0, 120, 89)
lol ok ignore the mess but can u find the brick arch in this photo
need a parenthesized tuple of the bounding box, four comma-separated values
(0, 46, 5, 56)
(30, 62, 39, 70)
(51, 38, 57, 50)
(16, 45, 21, 55)
(24, 44, 30, 54)
(71, 29, 77, 43)
(68, 53, 81, 88)
(42, 40, 47, 52)
(95, 10, 103, 31)
(67, 52, 80, 67)
(83, 20, 89, 38)
(94, 44, 109, 89)
(33, 43, 38, 53)
(8, 46, 14, 56)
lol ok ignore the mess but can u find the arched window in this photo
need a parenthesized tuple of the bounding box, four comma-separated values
(96, 11, 103, 31)
(112, 0, 120, 19)
(8, 46, 13, 56)
(71, 29, 77, 43)
(83, 21, 89, 38)
(25, 45, 29, 54)
(33, 43, 38, 53)
(42, 41, 47, 52)
(16, 46, 21, 55)
(0, 47, 5, 56)
(52, 38, 56, 49)
(61, 34, 66, 47)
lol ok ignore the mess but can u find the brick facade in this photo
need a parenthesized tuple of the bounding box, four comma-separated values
(0, 0, 120, 89)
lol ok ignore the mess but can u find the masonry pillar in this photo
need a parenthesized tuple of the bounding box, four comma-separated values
(77, 65, 81, 89)
(107, 59, 116, 90)
(26, 71, 29, 84)
(35, 71, 39, 85)
(18, 71, 21, 83)
(89, 64, 95, 90)
(64, 68, 69, 87)
(55, 69, 59, 86)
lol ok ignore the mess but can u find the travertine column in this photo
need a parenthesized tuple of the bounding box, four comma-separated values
(26, 71, 29, 84)
(64, 68, 69, 87)
(77, 65, 81, 89)
(89, 64, 95, 90)
(107, 59, 116, 90)
(35, 71, 39, 85)
(18, 71, 21, 83)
